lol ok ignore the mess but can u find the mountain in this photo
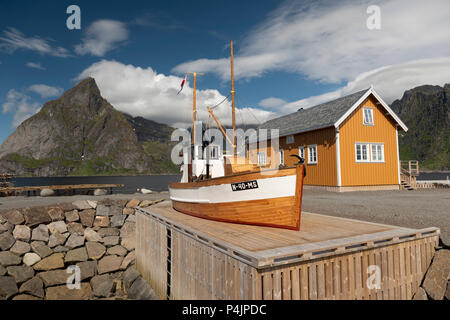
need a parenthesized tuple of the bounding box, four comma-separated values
(0, 78, 179, 176)
(391, 83, 449, 170)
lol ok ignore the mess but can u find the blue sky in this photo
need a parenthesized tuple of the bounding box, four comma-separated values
(1, 0, 449, 143)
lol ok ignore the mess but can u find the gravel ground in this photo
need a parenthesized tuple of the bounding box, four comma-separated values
(301, 188, 450, 246)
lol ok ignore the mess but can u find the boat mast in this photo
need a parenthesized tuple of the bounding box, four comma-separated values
(230, 41, 237, 157)
(187, 72, 203, 145)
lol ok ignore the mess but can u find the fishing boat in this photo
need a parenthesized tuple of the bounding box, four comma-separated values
(169, 41, 306, 230)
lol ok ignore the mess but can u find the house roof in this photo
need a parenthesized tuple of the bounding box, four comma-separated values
(257, 87, 408, 139)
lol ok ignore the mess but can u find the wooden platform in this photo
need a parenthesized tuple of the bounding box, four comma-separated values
(0, 184, 124, 197)
(136, 202, 440, 300)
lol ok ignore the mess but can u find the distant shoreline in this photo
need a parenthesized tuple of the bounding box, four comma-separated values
(11, 173, 180, 178)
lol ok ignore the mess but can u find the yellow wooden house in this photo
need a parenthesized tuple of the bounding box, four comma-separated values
(251, 86, 408, 191)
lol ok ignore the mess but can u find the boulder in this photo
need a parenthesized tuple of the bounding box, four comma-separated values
(93, 216, 110, 228)
(140, 188, 152, 194)
(96, 205, 110, 216)
(86, 242, 106, 260)
(47, 207, 64, 221)
(57, 203, 77, 212)
(19, 277, 44, 298)
(65, 247, 88, 263)
(98, 227, 120, 237)
(422, 249, 450, 300)
(67, 222, 85, 235)
(65, 210, 79, 223)
(31, 242, 52, 258)
(0, 265, 6, 276)
(107, 245, 127, 257)
(121, 236, 136, 251)
(412, 287, 428, 300)
(13, 225, 31, 241)
(98, 255, 124, 274)
(23, 207, 51, 227)
(111, 215, 126, 228)
(72, 200, 93, 210)
(10, 240, 31, 256)
(12, 294, 41, 300)
(0, 223, 7, 234)
(84, 228, 102, 242)
(7, 265, 34, 283)
(102, 236, 120, 247)
(109, 206, 123, 216)
(87, 200, 98, 209)
(40, 189, 54, 197)
(48, 232, 69, 248)
(79, 209, 95, 227)
(2, 221, 14, 233)
(38, 269, 70, 286)
(45, 282, 92, 300)
(31, 224, 49, 242)
(23, 253, 41, 267)
(0, 276, 19, 299)
(94, 189, 108, 196)
(0, 232, 15, 250)
(91, 274, 114, 297)
(65, 234, 85, 249)
(123, 266, 140, 290)
(138, 200, 154, 208)
(120, 222, 136, 238)
(3, 210, 24, 225)
(0, 251, 22, 266)
(76, 260, 97, 281)
(122, 208, 135, 215)
(128, 277, 158, 300)
(33, 253, 65, 271)
(126, 199, 140, 208)
(121, 251, 135, 270)
(53, 245, 69, 253)
(48, 221, 68, 234)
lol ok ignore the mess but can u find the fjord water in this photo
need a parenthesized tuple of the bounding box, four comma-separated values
(11, 175, 181, 194)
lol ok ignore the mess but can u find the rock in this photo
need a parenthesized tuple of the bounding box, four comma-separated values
(0, 276, 19, 299)
(57, 203, 77, 212)
(94, 189, 108, 196)
(91, 274, 114, 297)
(93, 216, 110, 228)
(48, 221, 68, 234)
(140, 188, 152, 194)
(48, 232, 69, 248)
(412, 287, 428, 300)
(79, 209, 95, 227)
(120, 222, 135, 238)
(67, 222, 85, 235)
(10, 240, 31, 256)
(0, 223, 7, 234)
(138, 200, 153, 208)
(122, 208, 135, 215)
(422, 249, 450, 300)
(128, 277, 158, 300)
(65, 247, 88, 263)
(31, 242, 52, 258)
(84, 228, 102, 242)
(65, 234, 85, 249)
(96, 205, 110, 216)
(123, 266, 141, 290)
(76, 260, 97, 281)
(13, 294, 41, 300)
(19, 276, 44, 298)
(0, 232, 15, 250)
(0, 265, 6, 276)
(98, 227, 120, 237)
(53, 245, 69, 253)
(45, 282, 92, 300)
(23, 253, 41, 266)
(40, 188, 54, 197)
(13, 225, 31, 241)
(111, 215, 126, 228)
(33, 253, 65, 271)
(121, 251, 135, 270)
(23, 207, 51, 227)
(3, 210, 24, 225)
(98, 255, 123, 274)
(107, 245, 127, 257)
(126, 199, 140, 208)
(87, 200, 97, 209)
(126, 215, 136, 223)
(102, 236, 120, 247)
(7, 265, 34, 283)
(65, 210, 79, 222)
(38, 269, 70, 286)
(109, 206, 122, 216)
(47, 207, 64, 221)
(31, 224, 49, 242)
(121, 236, 136, 251)
(72, 200, 93, 210)
(0, 251, 21, 266)
(86, 242, 106, 260)
(2, 221, 14, 233)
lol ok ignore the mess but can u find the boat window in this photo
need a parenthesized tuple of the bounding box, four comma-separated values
(257, 152, 266, 166)
(279, 150, 284, 165)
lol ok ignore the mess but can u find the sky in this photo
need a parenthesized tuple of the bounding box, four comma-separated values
(0, 0, 450, 143)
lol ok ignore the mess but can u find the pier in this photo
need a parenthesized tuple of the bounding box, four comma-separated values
(0, 184, 124, 197)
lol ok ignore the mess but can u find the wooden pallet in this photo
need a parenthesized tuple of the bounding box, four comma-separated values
(136, 202, 440, 300)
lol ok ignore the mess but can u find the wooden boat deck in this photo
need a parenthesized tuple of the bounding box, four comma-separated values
(139, 201, 440, 268)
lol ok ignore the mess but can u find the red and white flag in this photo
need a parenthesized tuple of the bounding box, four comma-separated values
(177, 74, 187, 95)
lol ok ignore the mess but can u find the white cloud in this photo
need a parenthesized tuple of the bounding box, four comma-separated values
(172, 0, 450, 84)
(76, 60, 275, 128)
(258, 97, 287, 109)
(75, 20, 129, 57)
(26, 62, 45, 70)
(28, 84, 63, 98)
(0, 28, 70, 57)
(2, 89, 41, 128)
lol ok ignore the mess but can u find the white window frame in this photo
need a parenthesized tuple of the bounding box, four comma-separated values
(298, 146, 305, 160)
(257, 152, 266, 166)
(307, 145, 318, 165)
(279, 149, 284, 165)
(355, 142, 384, 163)
(209, 145, 219, 160)
(363, 107, 374, 126)
(370, 143, 384, 162)
(355, 143, 370, 162)
(286, 135, 294, 144)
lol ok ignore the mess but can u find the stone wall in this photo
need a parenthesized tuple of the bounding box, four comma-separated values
(0, 198, 163, 300)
